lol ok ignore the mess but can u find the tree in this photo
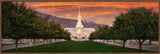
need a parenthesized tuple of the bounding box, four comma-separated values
(113, 13, 135, 48)
(113, 7, 158, 50)
(2, 2, 72, 50)
(61, 29, 71, 40)
(89, 25, 109, 42)
(31, 16, 44, 47)
(47, 21, 56, 43)
(39, 16, 51, 45)
(2, 2, 36, 51)
(107, 27, 117, 45)
(128, 7, 158, 50)
(147, 12, 159, 45)
(89, 32, 97, 40)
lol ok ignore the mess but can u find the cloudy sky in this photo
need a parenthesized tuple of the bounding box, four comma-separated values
(25, 2, 159, 26)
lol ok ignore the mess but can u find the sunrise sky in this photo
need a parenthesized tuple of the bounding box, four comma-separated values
(25, 2, 159, 26)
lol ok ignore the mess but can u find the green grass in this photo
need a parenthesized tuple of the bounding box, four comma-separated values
(2, 41, 157, 53)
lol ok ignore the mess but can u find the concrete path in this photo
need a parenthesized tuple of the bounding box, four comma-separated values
(95, 41, 159, 51)
(1, 41, 65, 50)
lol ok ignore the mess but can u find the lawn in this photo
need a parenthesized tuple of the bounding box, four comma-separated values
(2, 41, 156, 53)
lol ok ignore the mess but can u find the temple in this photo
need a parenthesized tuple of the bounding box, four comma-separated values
(64, 7, 95, 41)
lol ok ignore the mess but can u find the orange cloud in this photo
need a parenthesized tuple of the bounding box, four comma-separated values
(25, 2, 159, 26)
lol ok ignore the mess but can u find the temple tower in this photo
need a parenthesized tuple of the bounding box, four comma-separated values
(76, 7, 83, 28)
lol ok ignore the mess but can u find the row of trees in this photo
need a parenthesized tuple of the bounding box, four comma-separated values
(89, 7, 158, 51)
(2, 2, 71, 51)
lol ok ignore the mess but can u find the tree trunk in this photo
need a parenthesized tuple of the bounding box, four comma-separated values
(50, 39, 52, 43)
(44, 39, 46, 45)
(37, 39, 39, 43)
(20, 39, 22, 44)
(38, 39, 39, 42)
(149, 39, 152, 45)
(98, 39, 99, 42)
(57, 39, 59, 42)
(15, 40, 19, 51)
(122, 41, 125, 48)
(139, 42, 142, 51)
(58, 39, 59, 42)
(54, 39, 56, 43)
(121, 40, 123, 43)
(138, 39, 145, 51)
(113, 39, 115, 45)
(33, 39, 36, 48)
(101, 39, 102, 43)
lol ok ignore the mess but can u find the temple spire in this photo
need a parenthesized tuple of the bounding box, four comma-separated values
(79, 6, 80, 16)
(76, 7, 83, 28)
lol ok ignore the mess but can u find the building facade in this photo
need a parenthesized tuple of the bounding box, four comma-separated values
(64, 7, 95, 41)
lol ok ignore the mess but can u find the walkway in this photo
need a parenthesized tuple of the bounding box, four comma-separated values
(2, 41, 64, 50)
(94, 40, 159, 51)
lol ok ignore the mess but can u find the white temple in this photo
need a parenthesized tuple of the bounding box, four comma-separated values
(64, 7, 95, 41)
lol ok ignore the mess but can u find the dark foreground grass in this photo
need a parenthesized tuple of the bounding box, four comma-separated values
(2, 41, 157, 53)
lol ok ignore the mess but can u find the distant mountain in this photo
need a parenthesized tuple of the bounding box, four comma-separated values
(36, 12, 104, 30)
